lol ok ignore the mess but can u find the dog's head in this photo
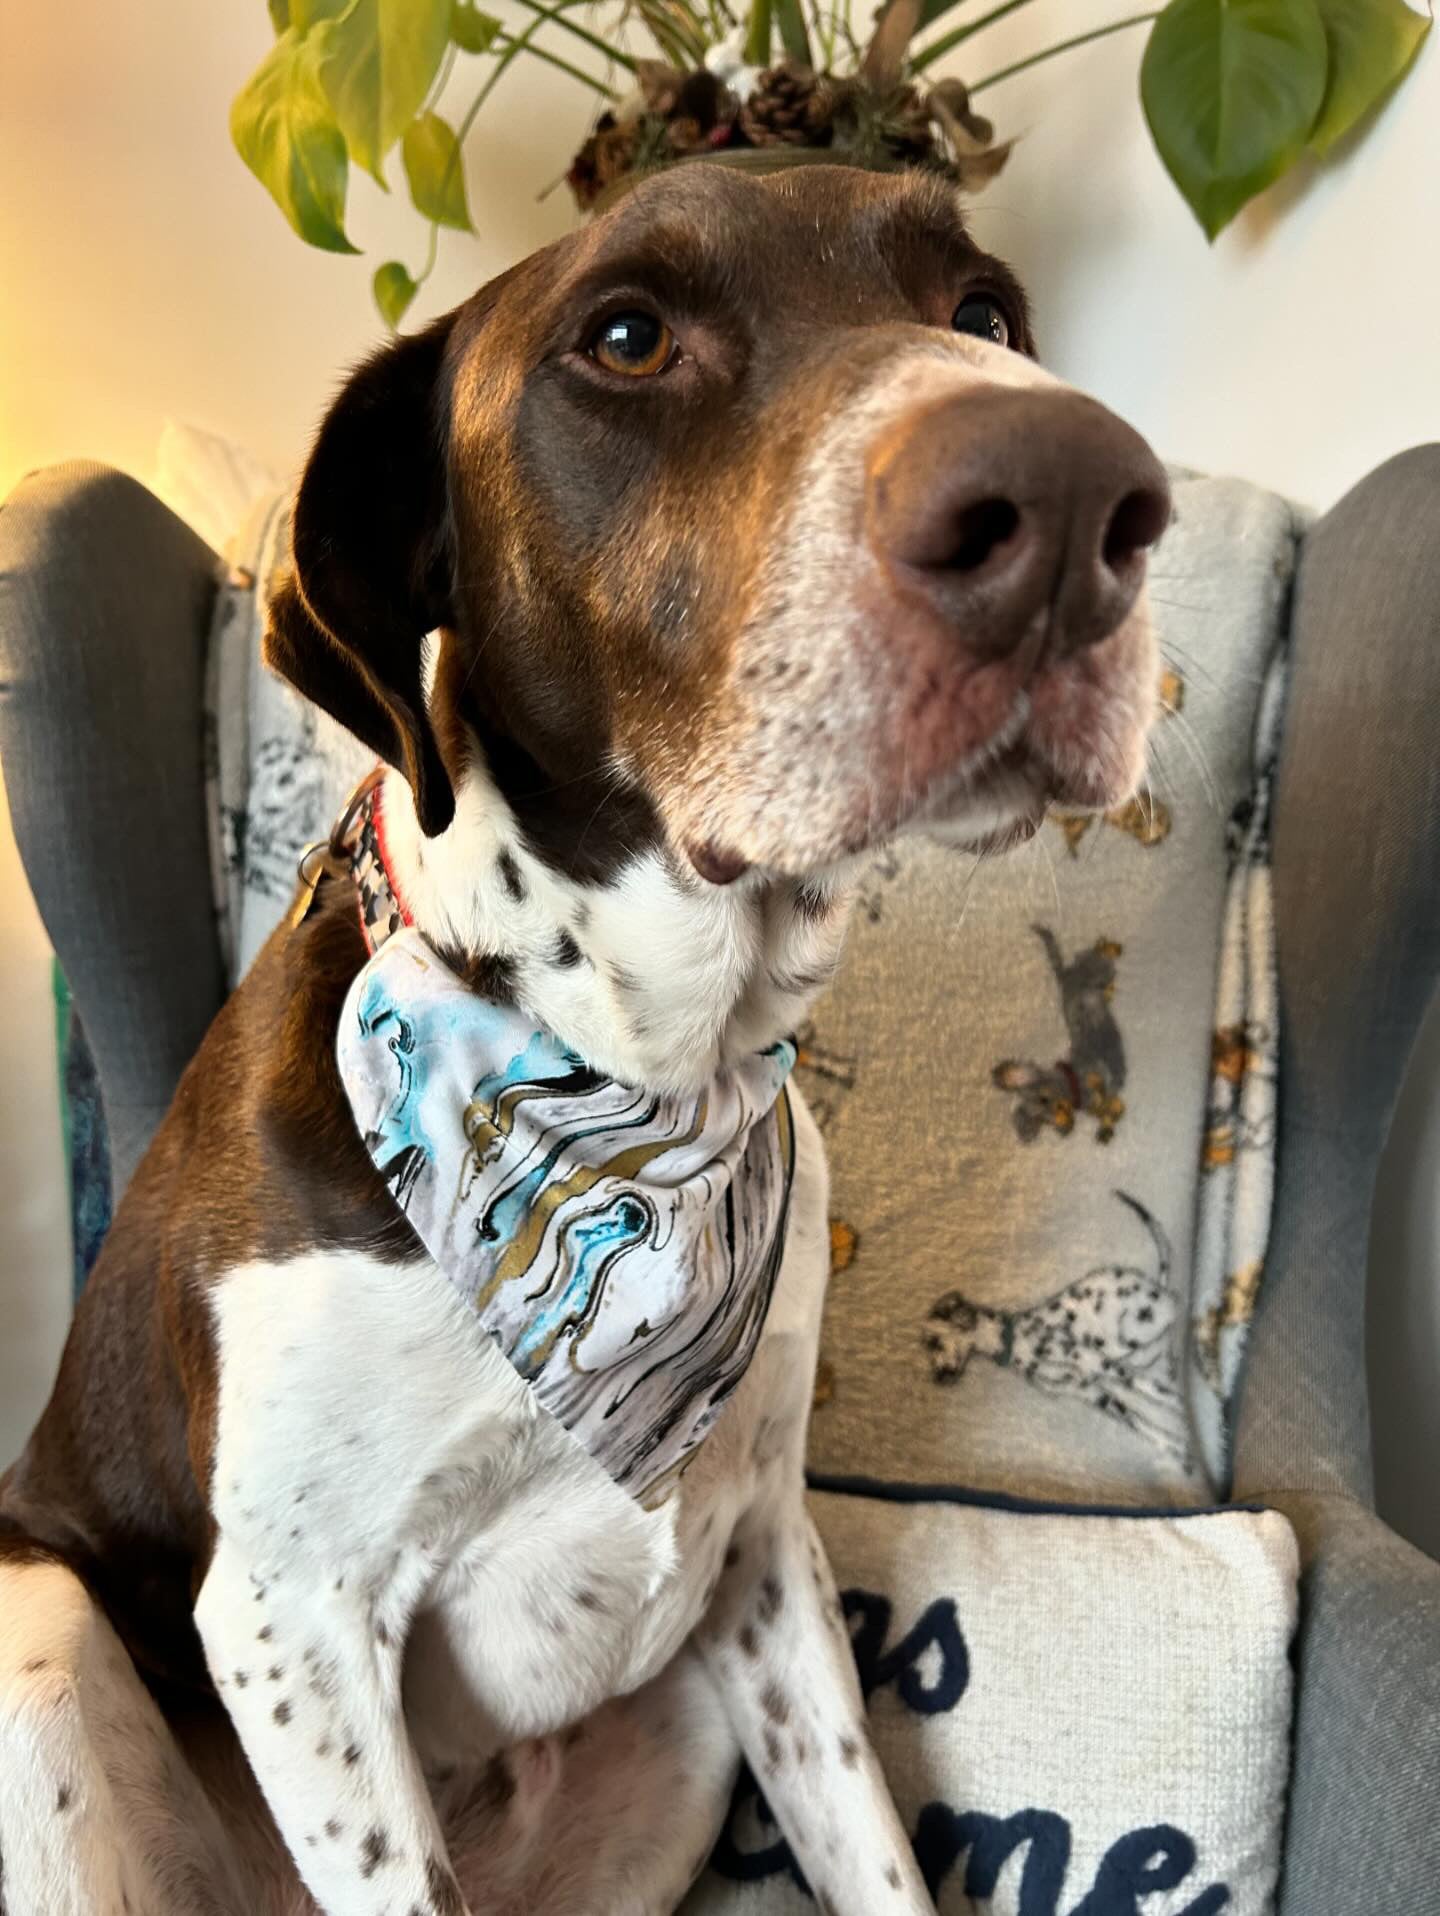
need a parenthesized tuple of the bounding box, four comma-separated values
(268, 164, 1168, 887)
(924, 1291, 985, 1378)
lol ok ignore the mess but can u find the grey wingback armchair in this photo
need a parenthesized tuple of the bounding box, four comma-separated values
(1, 448, 1437, 1913)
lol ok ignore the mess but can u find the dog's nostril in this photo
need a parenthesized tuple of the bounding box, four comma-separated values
(1102, 487, 1170, 572)
(948, 497, 1021, 572)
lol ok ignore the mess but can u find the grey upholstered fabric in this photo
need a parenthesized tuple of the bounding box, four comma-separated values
(1274, 1493, 1440, 1916)
(1234, 445, 1440, 1503)
(1229, 446, 1440, 1914)
(0, 463, 226, 1196)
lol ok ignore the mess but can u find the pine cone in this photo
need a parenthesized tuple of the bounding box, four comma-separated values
(738, 62, 830, 148)
(567, 113, 642, 211)
(881, 84, 937, 165)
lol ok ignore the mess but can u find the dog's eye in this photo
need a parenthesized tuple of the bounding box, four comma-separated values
(952, 296, 1011, 349)
(589, 311, 676, 377)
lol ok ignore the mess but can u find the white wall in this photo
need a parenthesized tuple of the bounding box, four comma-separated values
(0, 0, 587, 505)
(962, 3, 1440, 510)
(1, 2, 1436, 1533)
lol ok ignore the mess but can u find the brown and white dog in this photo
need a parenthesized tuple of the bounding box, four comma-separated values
(0, 163, 1167, 1916)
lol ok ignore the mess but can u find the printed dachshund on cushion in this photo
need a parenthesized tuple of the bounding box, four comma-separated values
(992, 925, 1128, 1144)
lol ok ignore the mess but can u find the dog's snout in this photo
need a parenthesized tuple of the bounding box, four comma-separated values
(866, 388, 1171, 658)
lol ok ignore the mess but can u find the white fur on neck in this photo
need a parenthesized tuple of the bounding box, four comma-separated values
(378, 763, 852, 1094)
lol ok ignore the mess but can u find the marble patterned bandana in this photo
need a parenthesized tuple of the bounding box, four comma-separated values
(337, 930, 797, 1504)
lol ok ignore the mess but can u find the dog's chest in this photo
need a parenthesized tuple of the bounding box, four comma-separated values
(399, 1363, 771, 1761)
(205, 1096, 826, 1759)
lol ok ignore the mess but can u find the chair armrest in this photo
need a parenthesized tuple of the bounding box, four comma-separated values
(0, 462, 227, 1195)
(1234, 446, 1440, 1507)
(1271, 1490, 1440, 1915)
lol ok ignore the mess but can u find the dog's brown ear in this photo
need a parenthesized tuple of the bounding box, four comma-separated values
(265, 319, 456, 837)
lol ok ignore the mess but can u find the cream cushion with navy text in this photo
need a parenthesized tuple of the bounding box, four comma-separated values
(206, 467, 1304, 1914)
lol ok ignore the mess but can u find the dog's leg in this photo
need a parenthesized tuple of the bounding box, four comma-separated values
(699, 1503, 935, 1916)
(195, 1539, 466, 1916)
(190, 1253, 534, 1916)
(0, 1551, 244, 1916)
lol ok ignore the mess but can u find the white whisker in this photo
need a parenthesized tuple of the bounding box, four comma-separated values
(951, 852, 985, 940)
(1035, 828, 1062, 923)
(1165, 707, 1222, 813)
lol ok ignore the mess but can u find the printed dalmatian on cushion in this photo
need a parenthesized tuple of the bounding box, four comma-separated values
(923, 1194, 1187, 1460)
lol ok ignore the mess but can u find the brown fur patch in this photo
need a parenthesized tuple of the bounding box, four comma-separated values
(0, 882, 424, 1694)
(761, 1682, 790, 1725)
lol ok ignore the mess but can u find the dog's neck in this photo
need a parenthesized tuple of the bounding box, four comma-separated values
(377, 766, 852, 1093)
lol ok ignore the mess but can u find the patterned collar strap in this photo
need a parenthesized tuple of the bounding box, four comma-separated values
(346, 775, 409, 954)
(286, 766, 406, 948)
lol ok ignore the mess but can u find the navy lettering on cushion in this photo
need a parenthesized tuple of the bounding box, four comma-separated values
(914, 1805, 1070, 1913)
(846, 1590, 970, 1714)
(1069, 1826, 1232, 1915)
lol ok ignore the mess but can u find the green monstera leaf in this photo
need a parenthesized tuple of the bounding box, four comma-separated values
(231, 28, 359, 253)
(1309, 0, 1430, 153)
(402, 111, 473, 230)
(373, 259, 419, 328)
(451, 0, 503, 53)
(291, 0, 349, 26)
(312, 0, 453, 187)
(1141, 0, 1330, 240)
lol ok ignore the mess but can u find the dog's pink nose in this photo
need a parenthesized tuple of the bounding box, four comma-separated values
(866, 387, 1171, 658)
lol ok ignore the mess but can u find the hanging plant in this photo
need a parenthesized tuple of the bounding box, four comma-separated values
(1141, 0, 1430, 239)
(230, 0, 1431, 325)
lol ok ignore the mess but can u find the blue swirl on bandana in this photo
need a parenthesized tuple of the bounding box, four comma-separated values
(509, 1191, 656, 1375)
(353, 977, 433, 1174)
(355, 977, 561, 1182)
(477, 1093, 661, 1251)
(470, 1028, 574, 1107)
